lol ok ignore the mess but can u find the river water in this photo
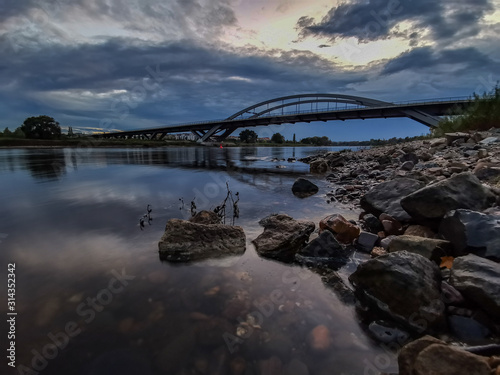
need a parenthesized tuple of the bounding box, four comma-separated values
(0, 146, 398, 375)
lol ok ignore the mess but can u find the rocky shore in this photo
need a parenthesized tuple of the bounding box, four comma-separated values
(158, 128, 500, 374)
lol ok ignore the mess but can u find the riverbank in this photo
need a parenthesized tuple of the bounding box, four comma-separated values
(158, 127, 500, 374)
(295, 128, 500, 373)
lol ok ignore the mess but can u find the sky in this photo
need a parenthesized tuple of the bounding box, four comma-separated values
(1, 0, 499, 141)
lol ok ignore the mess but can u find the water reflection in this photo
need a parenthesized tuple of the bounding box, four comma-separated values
(0, 146, 399, 375)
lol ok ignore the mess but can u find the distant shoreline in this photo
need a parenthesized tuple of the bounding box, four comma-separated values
(0, 138, 366, 149)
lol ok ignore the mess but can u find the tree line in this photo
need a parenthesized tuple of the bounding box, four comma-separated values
(0, 116, 62, 139)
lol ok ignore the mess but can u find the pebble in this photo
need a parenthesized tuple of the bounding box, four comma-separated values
(308, 324, 332, 352)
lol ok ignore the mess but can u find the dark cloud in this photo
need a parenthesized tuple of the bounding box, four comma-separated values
(0, 36, 365, 130)
(382, 46, 499, 76)
(297, 0, 494, 43)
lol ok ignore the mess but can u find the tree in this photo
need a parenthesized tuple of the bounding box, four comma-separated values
(20, 115, 61, 139)
(271, 132, 285, 144)
(3, 127, 12, 137)
(239, 129, 258, 143)
(13, 127, 25, 138)
(68, 126, 74, 137)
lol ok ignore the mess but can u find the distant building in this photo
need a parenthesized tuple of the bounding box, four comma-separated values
(258, 137, 270, 142)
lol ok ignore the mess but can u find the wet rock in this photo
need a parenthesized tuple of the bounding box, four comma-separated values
(368, 320, 409, 344)
(413, 344, 491, 375)
(400, 172, 497, 224)
(404, 225, 436, 238)
(310, 159, 329, 174)
(291, 178, 319, 198)
(379, 213, 404, 235)
(253, 214, 315, 262)
(295, 230, 350, 268)
(398, 335, 445, 375)
(349, 251, 445, 330)
(360, 178, 425, 221)
(400, 336, 497, 375)
(189, 210, 220, 225)
(321, 271, 357, 305)
(158, 219, 246, 262)
(355, 231, 379, 253)
(448, 315, 490, 340)
(319, 214, 360, 244)
(450, 254, 500, 319)
(308, 324, 332, 352)
(441, 281, 465, 305)
(362, 213, 384, 233)
(439, 209, 500, 260)
(387, 235, 453, 262)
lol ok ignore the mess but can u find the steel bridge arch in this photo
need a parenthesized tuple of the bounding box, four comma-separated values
(195, 93, 440, 142)
(225, 93, 389, 120)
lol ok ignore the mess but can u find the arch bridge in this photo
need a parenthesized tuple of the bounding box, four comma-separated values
(94, 93, 471, 142)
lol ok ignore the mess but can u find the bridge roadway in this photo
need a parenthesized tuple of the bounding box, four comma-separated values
(93, 94, 472, 142)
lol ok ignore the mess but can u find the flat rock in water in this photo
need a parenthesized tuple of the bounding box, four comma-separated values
(349, 251, 445, 330)
(291, 178, 319, 198)
(253, 214, 315, 262)
(400, 172, 496, 224)
(439, 209, 500, 260)
(360, 178, 425, 221)
(158, 219, 246, 262)
(449, 254, 500, 320)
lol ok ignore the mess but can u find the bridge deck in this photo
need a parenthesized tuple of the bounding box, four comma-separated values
(94, 97, 471, 139)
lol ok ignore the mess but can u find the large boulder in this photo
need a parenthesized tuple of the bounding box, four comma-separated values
(158, 218, 246, 262)
(295, 230, 351, 268)
(400, 172, 496, 224)
(252, 214, 315, 262)
(360, 178, 425, 221)
(449, 254, 500, 319)
(398, 336, 492, 375)
(387, 235, 454, 262)
(439, 209, 500, 260)
(349, 251, 445, 330)
(291, 178, 319, 198)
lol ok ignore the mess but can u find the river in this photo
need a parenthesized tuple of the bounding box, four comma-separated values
(0, 146, 398, 375)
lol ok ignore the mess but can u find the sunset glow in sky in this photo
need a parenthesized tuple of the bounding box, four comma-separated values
(1, 0, 499, 140)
